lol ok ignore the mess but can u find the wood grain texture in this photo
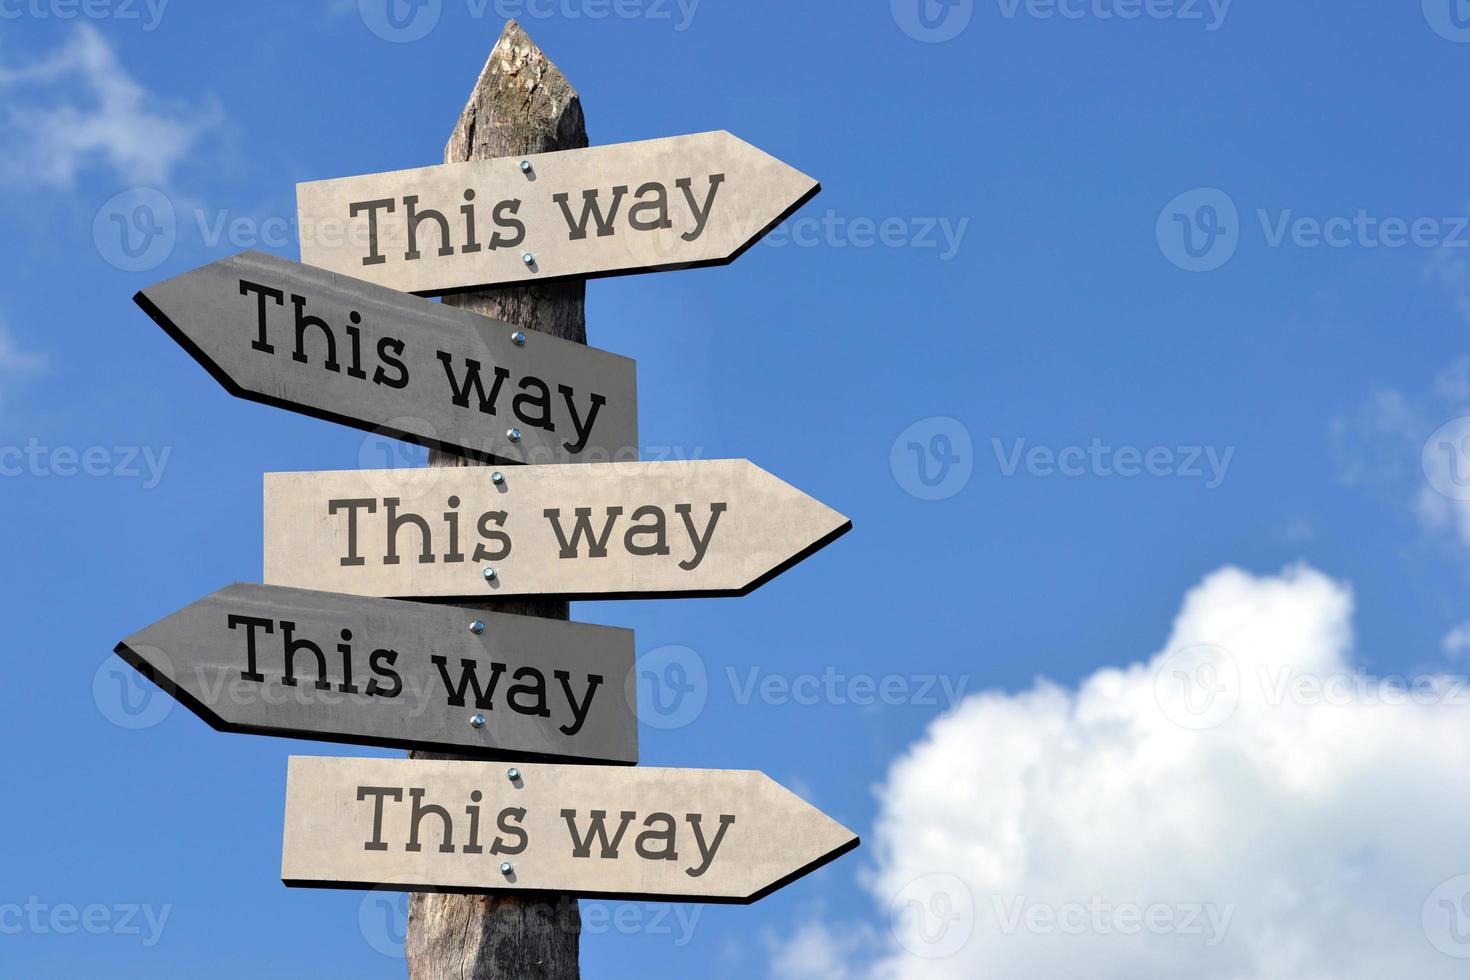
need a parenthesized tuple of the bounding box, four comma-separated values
(407, 20, 586, 979)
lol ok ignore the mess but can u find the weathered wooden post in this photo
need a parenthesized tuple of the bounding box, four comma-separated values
(407, 20, 587, 980)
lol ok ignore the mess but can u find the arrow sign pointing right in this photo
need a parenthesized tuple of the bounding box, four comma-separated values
(281, 756, 859, 903)
(115, 584, 637, 763)
(134, 250, 638, 466)
(295, 131, 820, 295)
(263, 459, 851, 601)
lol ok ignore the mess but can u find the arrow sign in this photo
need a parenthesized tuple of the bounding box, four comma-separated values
(295, 131, 820, 296)
(114, 584, 637, 763)
(133, 251, 637, 466)
(263, 459, 850, 601)
(281, 756, 858, 902)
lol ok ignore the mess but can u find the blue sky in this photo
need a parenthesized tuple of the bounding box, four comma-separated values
(7, 1, 1470, 977)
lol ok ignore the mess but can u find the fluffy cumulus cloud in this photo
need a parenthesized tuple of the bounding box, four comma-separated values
(0, 24, 217, 188)
(771, 564, 1470, 978)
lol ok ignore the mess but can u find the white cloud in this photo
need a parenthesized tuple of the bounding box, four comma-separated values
(1443, 624, 1470, 662)
(0, 24, 217, 188)
(771, 564, 1470, 979)
(1332, 360, 1470, 548)
(0, 325, 45, 375)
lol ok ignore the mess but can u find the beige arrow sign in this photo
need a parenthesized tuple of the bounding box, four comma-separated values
(296, 131, 819, 296)
(281, 756, 858, 902)
(263, 459, 850, 601)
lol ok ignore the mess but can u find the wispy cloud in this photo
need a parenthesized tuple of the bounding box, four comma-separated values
(0, 24, 218, 189)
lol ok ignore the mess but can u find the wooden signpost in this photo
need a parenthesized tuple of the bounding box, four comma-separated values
(135, 250, 637, 465)
(115, 584, 637, 763)
(113, 19, 851, 978)
(296, 130, 819, 296)
(262, 459, 850, 600)
(281, 756, 858, 903)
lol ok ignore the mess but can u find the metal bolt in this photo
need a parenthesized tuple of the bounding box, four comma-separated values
(521, 252, 535, 266)
(470, 714, 486, 729)
(500, 862, 514, 875)
(507, 767, 520, 781)
(510, 330, 526, 346)
(483, 567, 498, 581)
(519, 160, 531, 174)
(506, 428, 522, 443)
(469, 620, 485, 635)
(491, 471, 505, 485)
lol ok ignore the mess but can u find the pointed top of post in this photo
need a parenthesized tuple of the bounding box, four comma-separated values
(445, 19, 587, 165)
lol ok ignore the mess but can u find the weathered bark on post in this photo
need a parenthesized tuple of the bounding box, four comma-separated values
(405, 20, 585, 979)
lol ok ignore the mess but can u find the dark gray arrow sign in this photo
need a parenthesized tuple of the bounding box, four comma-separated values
(133, 251, 637, 466)
(114, 584, 637, 764)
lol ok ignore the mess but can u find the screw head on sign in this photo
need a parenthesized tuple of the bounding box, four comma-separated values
(491, 471, 505, 485)
(511, 330, 526, 346)
(507, 768, 520, 781)
(469, 620, 485, 635)
(500, 862, 514, 875)
(483, 567, 497, 582)
(521, 252, 535, 266)
(519, 160, 532, 174)
(470, 714, 486, 729)
(506, 428, 522, 443)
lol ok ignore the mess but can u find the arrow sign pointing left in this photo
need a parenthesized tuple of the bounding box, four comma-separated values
(115, 584, 638, 763)
(281, 756, 859, 903)
(134, 250, 638, 466)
